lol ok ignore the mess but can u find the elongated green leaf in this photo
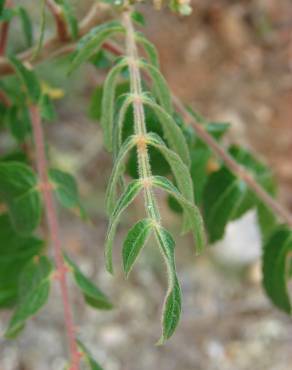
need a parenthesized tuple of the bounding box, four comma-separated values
(263, 227, 292, 313)
(106, 135, 137, 214)
(139, 60, 172, 114)
(146, 132, 194, 216)
(77, 340, 104, 370)
(257, 202, 277, 241)
(18, 6, 33, 47)
(69, 21, 125, 73)
(152, 176, 205, 253)
(49, 168, 84, 217)
(113, 93, 134, 155)
(55, 0, 78, 39)
(65, 255, 113, 310)
(9, 56, 41, 103)
(203, 167, 245, 243)
(105, 180, 143, 273)
(154, 226, 181, 343)
(0, 162, 42, 235)
(141, 96, 190, 167)
(122, 218, 153, 276)
(135, 32, 159, 68)
(5, 256, 53, 338)
(0, 214, 43, 308)
(100, 57, 129, 150)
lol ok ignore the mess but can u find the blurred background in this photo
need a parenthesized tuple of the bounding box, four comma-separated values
(1, 0, 292, 369)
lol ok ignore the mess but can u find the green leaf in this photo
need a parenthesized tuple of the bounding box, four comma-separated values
(49, 168, 84, 216)
(257, 202, 277, 241)
(77, 340, 104, 370)
(131, 11, 145, 26)
(190, 144, 211, 204)
(139, 60, 172, 114)
(55, 0, 78, 39)
(141, 96, 190, 167)
(105, 179, 143, 273)
(5, 256, 53, 338)
(154, 226, 181, 343)
(146, 132, 194, 206)
(113, 92, 134, 155)
(69, 21, 124, 74)
(106, 135, 137, 214)
(0, 214, 43, 308)
(9, 56, 41, 103)
(203, 167, 245, 243)
(0, 162, 42, 235)
(18, 6, 33, 47)
(39, 94, 57, 122)
(100, 57, 129, 150)
(122, 218, 153, 276)
(65, 255, 113, 310)
(6, 104, 31, 142)
(152, 176, 205, 254)
(262, 226, 292, 314)
(135, 32, 159, 68)
(89, 86, 103, 121)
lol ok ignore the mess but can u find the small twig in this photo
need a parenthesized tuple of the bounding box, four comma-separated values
(0, 0, 13, 56)
(46, 0, 69, 42)
(29, 105, 80, 370)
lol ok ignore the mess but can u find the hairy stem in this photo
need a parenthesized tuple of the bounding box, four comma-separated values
(124, 11, 160, 222)
(29, 105, 80, 370)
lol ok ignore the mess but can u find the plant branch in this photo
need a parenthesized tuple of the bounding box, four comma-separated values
(1, 4, 291, 227)
(29, 105, 80, 370)
(123, 11, 160, 223)
(0, 0, 13, 56)
(46, 0, 69, 41)
(0, 3, 107, 75)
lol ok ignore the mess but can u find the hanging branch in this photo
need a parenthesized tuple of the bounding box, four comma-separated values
(29, 105, 80, 370)
(0, 3, 291, 228)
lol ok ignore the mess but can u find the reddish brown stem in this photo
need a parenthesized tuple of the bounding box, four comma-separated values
(29, 105, 80, 370)
(46, 0, 69, 42)
(0, 0, 13, 56)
